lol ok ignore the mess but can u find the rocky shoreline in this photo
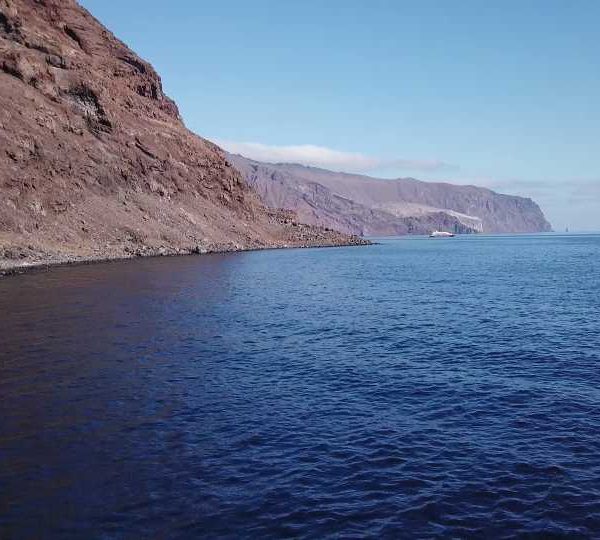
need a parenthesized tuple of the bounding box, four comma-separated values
(0, 242, 371, 277)
(0, 218, 371, 276)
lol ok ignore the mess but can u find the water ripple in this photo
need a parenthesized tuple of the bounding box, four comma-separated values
(1, 234, 600, 537)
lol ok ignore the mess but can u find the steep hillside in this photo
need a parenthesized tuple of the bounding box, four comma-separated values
(0, 0, 365, 272)
(229, 155, 479, 236)
(229, 155, 552, 235)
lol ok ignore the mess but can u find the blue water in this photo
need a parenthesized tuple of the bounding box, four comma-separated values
(1, 234, 600, 538)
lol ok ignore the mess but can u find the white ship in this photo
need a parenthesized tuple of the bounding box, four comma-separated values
(429, 231, 455, 238)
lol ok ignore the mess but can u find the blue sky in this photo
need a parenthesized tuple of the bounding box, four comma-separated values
(81, 0, 600, 230)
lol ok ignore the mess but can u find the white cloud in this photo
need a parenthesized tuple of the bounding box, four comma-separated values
(216, 140, 454, 173)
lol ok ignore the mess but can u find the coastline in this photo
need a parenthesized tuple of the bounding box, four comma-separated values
(0, 238, 372, 278)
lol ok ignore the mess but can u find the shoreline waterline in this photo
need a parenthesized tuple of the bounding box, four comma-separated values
(0, 240, 373, 277)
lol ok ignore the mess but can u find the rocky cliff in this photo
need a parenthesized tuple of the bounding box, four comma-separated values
(0, 0, 366, 272)
(229, 155, 552, 236)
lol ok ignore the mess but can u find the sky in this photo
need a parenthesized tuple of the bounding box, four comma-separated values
(80, 0, 600, 231)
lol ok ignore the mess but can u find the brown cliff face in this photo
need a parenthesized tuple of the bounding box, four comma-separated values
(0, 0, 366, 272)
(229, 155, 553, 236)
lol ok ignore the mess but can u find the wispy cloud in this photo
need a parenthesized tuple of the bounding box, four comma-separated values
(216, 140, 456, 173)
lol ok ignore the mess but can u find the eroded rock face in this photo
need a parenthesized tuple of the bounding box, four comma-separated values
(0, 0, 366, 272)
(229, 155, 553, 236)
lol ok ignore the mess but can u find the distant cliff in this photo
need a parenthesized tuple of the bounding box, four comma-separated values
(229, 155, 552, 236)
(0, 0, 365, 272)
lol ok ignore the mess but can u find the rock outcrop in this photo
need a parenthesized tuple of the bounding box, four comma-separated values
(0, 0, 366, 273)
(229, 155, 553, 236)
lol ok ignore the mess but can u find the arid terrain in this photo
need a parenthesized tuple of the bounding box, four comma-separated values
(0, 0, 367, 274)
(228, 155, 552, 236)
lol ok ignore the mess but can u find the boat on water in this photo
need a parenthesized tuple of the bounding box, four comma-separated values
(429, 231, 455, 238)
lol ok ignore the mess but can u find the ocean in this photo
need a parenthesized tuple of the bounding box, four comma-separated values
(1, 233, 599, 537)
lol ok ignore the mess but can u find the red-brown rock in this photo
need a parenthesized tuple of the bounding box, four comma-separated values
(0, 0, 367, 272)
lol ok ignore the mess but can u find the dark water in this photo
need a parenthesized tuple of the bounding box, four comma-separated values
(1, 234, 600, 538)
